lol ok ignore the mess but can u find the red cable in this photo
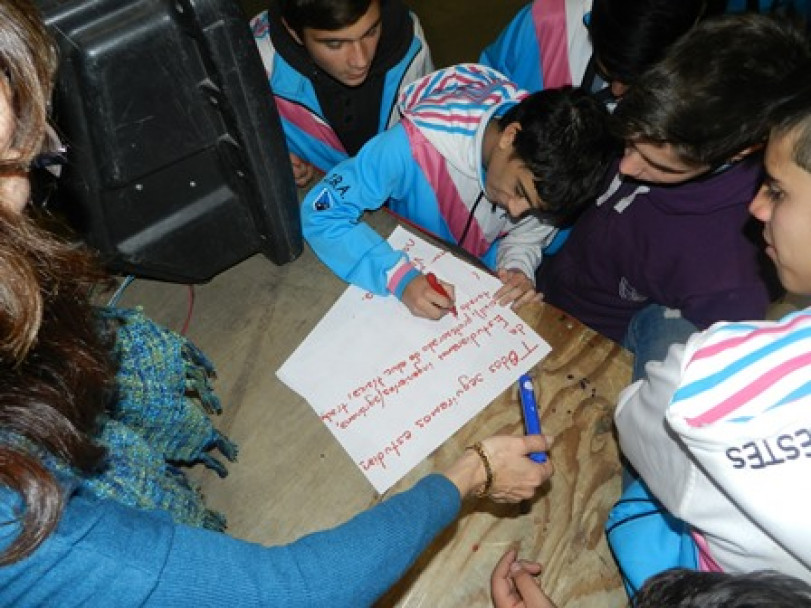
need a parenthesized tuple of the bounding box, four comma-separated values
(180, 284, 195, 336)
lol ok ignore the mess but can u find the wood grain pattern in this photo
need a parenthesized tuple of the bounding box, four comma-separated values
(118, 214, 631, 606)
(376, 301, 632, 607)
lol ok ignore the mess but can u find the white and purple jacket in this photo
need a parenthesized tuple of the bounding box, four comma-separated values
(302, 64, 555, 299)
(251, 7, 433, 174)
(479, 0, 593, 92)
(616, 308, 811, 580)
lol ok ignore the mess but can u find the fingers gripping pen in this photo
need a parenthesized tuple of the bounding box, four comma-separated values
(426, 272, 458, 317)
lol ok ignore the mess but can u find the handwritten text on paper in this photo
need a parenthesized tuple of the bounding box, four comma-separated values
(277, 227, 551, 493)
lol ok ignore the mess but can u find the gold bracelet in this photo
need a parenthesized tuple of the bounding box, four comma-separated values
(466, 441, 493, 498)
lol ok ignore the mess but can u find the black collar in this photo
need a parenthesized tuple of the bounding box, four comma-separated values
(266, 0, 413, 86)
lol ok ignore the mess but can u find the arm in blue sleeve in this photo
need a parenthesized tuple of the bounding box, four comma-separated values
(0, 475, 461, 607)
(301, 124, 422, 297)
(150, 474, 461, 607)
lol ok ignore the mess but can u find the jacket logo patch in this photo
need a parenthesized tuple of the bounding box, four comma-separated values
(313, 188, 333, 211)
(619, 277, 648, 302)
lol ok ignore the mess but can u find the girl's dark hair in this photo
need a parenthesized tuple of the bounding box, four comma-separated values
(0, 207, 115, 565)
(278, 0, 374, 35)
(614, 12, 811, 167)
(0, 0, 58, 174)
(589, 0, 706, 88)
(636, 568, 811, 607)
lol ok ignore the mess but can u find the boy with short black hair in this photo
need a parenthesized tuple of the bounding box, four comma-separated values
(251, 0, 433, 187)
(492, 557, 811, 607)
(609, 76, 811, 590)
(301, 64, 618, 319)
(491, 77, 811, 605)
(635, 569, 811, 607)
(536, 13, 811, 375)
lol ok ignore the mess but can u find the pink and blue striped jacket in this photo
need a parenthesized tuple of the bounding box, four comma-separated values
(616, 308, 811, 580)
(301, 64, 555, 299)
(479, 0, 593, 92)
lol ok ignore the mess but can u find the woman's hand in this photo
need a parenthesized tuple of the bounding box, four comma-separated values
(491, 549, 557, 608)
(441, 435, 553, 502)
(401, 274, 456, 320)
(494, 269, 542, 311)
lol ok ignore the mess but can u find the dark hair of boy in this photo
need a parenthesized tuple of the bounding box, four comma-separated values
(614, 12, 811, 169)
(279, 0, 374, 36)
(500, 87, 620, 223)
(588, 0, 707, 88)
(769, 74, 811, 171)
(635, 568, 811, 607)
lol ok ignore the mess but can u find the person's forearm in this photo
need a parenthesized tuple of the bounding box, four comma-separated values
(496, 220, 551, 284)
(442, 447, 488, 498)
(149, 474, 461, 607)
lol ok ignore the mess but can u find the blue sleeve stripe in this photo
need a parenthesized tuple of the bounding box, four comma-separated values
(674, 326, 811, 403)
(727, 378, 811, 423)
(392, 267, 421, 300)
(408, 119, 477, 136)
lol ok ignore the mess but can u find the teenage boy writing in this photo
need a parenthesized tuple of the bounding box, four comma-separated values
(301, 63, 618, 319)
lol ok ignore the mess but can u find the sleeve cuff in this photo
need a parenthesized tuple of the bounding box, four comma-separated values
(387, 262, 421, 299)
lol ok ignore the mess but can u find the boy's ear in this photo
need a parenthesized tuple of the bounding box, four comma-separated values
(499, 122, 522, 150)
(282, 18, 304, 45)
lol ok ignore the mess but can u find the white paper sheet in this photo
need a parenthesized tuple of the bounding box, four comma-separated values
(277, 227, 551, 493)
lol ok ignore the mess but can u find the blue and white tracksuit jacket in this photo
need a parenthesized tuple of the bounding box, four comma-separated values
(251, 10, 433, 174)
(479, 0, 593, 92)
(302, 64, 556, 300)
(480, 0, 807, 95)
(615, 307, 811, 581)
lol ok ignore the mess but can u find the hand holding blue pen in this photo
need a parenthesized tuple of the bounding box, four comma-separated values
(518, 373, 547, 463)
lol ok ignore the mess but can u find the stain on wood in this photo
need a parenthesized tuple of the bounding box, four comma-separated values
(376, 302, 632, 607)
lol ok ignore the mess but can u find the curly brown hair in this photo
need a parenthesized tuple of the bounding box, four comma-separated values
(0, 0, 116, 565)
(0, 0, 58, 173)
(0, 205, 116, 565)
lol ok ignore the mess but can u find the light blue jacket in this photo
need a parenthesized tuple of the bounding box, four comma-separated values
(479, 0, 593, 92)
(301, 65, 555, 300)
(251, 9, 433, 174)
(481, 0, 807, 95)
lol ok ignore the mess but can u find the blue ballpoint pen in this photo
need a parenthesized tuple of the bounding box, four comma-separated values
(518, 373, 547, 463)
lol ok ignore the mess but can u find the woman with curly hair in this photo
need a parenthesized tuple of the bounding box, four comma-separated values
(0, 2, 553, 604)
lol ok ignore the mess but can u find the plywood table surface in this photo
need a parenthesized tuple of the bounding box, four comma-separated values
(147, 233, 633, 607)
(375, 300, 632, 607)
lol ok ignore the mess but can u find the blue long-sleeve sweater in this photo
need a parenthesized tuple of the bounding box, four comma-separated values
(0, 474, 460, 606)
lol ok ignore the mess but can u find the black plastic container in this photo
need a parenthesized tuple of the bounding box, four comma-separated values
(36, 0, 302, 282)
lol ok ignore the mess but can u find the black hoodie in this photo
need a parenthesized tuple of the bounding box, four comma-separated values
(266, 0, 415, 155)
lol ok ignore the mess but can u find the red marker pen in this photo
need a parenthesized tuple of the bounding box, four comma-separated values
(426, 272, 458, 317)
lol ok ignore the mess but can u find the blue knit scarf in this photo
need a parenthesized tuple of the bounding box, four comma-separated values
(2, 307, 238, 531)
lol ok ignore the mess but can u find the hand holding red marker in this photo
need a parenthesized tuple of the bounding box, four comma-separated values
(426, 272, 458, 317)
